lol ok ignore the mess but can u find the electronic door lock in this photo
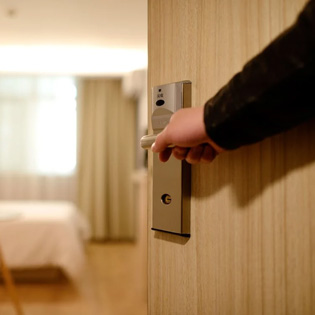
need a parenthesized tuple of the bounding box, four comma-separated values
(142, 80, 192, 237)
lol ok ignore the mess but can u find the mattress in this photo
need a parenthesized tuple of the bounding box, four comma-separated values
(0, 201, 90, 279)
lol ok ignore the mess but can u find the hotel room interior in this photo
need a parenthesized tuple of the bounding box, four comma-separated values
(0, 0, 148, 314)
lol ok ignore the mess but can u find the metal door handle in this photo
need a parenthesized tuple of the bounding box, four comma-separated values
(140, 134, 174, 150)
(140, 134, 157, 149)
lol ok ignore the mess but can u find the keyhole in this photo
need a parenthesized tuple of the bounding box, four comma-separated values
(161, 194, 172, 205)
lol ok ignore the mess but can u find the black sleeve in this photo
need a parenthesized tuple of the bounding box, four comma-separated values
(204, 0, 315, 150)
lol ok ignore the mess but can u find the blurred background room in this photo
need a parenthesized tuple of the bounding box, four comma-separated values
(0, 1, 148, 314)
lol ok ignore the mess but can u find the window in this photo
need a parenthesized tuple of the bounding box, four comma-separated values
(0, 76, 77, 175)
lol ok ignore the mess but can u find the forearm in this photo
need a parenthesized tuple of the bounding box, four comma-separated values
(204, 0, 315, 150)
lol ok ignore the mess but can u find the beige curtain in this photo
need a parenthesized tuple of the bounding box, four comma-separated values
(77, 79, 136, 240)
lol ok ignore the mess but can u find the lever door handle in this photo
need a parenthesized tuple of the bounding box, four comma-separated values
(140, 134, 157, 149)
(141, 134, 174, 150)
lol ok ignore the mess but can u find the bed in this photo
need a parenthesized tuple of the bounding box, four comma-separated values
(0, 201, 90, 280)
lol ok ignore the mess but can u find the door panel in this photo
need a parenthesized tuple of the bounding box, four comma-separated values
(148, 1, 314, 314)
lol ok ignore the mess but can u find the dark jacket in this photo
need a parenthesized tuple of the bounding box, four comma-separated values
(204, 0, 315, 150)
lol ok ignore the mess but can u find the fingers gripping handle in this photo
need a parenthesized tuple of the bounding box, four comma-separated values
(140, 134, 157, 149)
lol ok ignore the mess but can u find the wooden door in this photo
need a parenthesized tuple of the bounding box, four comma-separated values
(148, 0, 315, 314)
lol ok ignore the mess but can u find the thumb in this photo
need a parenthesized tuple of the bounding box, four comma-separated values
(151, 129, 171, 152)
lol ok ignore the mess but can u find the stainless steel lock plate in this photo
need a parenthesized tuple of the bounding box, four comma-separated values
(150, 80, 192, 237)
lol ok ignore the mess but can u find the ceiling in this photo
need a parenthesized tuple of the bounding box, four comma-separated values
(0, 0, 147, 75)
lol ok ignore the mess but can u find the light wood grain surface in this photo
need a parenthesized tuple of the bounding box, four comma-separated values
(148, 0, 314, 314)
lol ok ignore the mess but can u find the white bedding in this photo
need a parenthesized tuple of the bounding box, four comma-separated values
(0, 201, 90, 279)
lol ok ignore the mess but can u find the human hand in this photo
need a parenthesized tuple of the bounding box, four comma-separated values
(151, 106, 224, 164)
